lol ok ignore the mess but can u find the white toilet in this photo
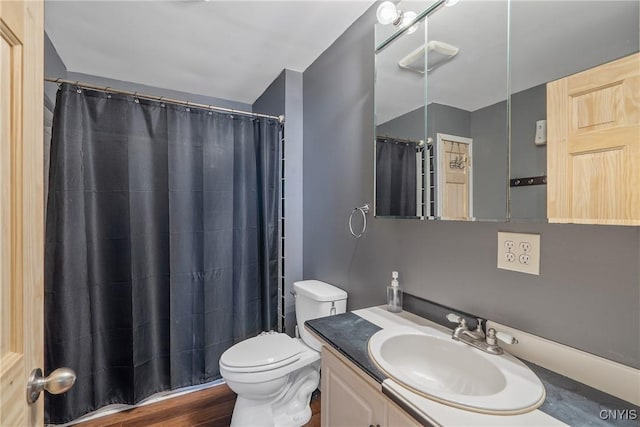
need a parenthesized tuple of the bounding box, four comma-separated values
(219, 280, 347, 427)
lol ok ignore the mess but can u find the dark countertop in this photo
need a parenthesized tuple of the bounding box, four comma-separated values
(306, 312, 386, 383)
(306, 312, 640, 427)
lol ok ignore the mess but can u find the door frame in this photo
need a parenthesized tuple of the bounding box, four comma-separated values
(0, 0, 44, 425)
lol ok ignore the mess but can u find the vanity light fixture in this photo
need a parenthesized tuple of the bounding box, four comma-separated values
(376, 1, 420, 35)
(376, 1, 400, 25)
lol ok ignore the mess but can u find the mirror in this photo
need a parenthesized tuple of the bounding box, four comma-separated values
(375, 1, 429, 219)
(374, 0, 510, 221)
(509, 0, 640, 221)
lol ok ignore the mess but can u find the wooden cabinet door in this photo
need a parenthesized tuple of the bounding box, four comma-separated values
(386, 401, 421, 427)
(547, 53, 640, 225)
(0, 0, 45, 425)
(321, 348, 386, 427)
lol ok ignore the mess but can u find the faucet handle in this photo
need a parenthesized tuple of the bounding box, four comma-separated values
(487, 328, 518, 345)
(446, 313, 463, 324)
(496, 331, 518, 345)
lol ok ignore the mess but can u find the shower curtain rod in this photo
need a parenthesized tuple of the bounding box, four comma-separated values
(44, 77, 285, 123)
(377, 135, 427, 145)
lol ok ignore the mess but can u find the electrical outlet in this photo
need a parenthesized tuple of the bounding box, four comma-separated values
(497, 232, 540, 275)
(519, 241, 531, 253)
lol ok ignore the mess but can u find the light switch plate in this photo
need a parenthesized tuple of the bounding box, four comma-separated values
(497, 232, 540, 275)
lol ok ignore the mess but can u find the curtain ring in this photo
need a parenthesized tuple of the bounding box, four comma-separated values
(349, 203, 370, 238)
(159, 96, 165, 107)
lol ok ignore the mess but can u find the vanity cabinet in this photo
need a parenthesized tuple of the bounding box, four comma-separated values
(547, 52, 640, 225)
(321, 347, 421, 427)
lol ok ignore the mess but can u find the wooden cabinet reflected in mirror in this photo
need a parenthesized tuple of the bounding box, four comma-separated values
(547, 53, 640, 225)
(509, 0, 639, 223)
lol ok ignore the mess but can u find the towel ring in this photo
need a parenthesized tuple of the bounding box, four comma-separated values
(349, 203, 370, 238)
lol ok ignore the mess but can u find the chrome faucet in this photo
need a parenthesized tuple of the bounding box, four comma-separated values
(446, 313, 517, 355)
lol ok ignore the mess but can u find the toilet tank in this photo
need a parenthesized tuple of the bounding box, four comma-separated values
(294, 280, 347, 351)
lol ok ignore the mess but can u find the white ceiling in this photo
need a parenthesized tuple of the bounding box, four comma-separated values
(45, 0, 375, 104)
(376, 0, 639, 124)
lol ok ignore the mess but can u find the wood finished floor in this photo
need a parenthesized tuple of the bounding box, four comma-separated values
(75, 384, 321, 427)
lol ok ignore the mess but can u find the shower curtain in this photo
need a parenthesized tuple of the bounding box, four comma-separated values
(376, 137, 417, 216)
(44, 84, 280, 424)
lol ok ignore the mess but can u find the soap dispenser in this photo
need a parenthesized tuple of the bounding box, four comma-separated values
(387, 271, 403, 313)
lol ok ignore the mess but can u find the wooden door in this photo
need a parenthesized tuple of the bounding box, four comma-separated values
(438, 134, 473, 220)
(0, 0, 44, 425)
(547, 53, 640, 225)
(321, 347, 386, 427)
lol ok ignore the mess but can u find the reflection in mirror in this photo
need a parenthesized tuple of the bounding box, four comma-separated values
(426, 0, 509, 221)
(375, 1, 431, 218)
(509, 1, 640, 221)
(374, 0, 510, 221)
(375, 135, 427, 217)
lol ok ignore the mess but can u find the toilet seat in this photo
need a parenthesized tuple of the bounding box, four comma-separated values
(220, 340, 320, 384)
(220, 333, 302, 373)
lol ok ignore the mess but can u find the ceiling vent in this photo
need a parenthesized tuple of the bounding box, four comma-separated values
(398, 41, 459, 74)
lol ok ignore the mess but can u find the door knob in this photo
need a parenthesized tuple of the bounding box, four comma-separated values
(26, 367, 76, 404)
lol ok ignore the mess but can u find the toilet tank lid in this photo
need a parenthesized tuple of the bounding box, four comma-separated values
(293, 280, 347, 302)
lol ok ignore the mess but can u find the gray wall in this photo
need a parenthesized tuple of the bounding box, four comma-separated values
(377, 106, 424, 141)
(510, 84, 547, 220)
(253, 71, 285, 117)
(302, 5, 640, 368)
(45, 36, 251, 116)
(282, 70, 304, 336)
(64, 72, 252, 112)
(470, 101, 509, 220)
(253, 69, 304, 336)
(377, 103, 471, 141)
(44, 32, 66, 106)
(44, 32, 67, 207)
(428, 103, 470, 141)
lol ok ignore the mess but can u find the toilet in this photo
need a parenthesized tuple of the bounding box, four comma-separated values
(219, 280, 348, 427)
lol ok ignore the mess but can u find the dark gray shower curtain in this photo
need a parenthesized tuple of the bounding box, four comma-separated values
(45, 84, 280, 424)
(376, 138, 417, 216)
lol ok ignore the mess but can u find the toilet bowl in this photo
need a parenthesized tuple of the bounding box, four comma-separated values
(219, 280, 347, 427)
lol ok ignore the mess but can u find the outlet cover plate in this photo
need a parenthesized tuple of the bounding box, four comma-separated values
(497, 232, 540, 275)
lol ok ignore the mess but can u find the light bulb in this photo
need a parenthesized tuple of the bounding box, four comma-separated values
(377, 1, 398, 25)
(401, 10, 418, 34)
(445, 0, 460, 6)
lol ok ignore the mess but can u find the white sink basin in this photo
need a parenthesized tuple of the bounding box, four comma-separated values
(368, 326, 545, 414)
